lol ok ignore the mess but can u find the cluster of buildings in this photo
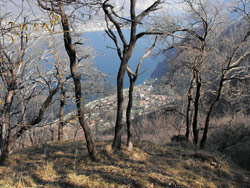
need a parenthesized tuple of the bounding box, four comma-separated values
(130, 80, 173, 117)
(58, 79, 173, 130)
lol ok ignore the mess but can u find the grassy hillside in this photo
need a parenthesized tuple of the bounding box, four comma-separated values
(0, 141, 249, 188)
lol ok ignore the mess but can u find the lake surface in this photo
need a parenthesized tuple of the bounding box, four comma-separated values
(83, 30, 164, 88)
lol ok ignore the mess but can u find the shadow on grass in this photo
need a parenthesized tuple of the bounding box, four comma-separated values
(29, 174, 85, 188)
(2, 140, 250, 188)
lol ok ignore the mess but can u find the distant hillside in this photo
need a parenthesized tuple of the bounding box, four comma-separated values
(150, 50, 175, 79)
(150, 59, 167, 79)
(1, 140, 250, 188)
(150, 19, 248, 80)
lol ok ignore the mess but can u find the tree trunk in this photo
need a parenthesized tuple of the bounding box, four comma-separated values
(0, 122, 5, 163)
(112, 63, 126, 150)
(192, 75, 201, 145)
(185, 95, 191, 139)
(59, 6, 96, 160)
(0, 89, 14, 165)
(58, 86, 65, 141)
(200, 77, 224, 148)
(0, 117, 12, 165)
(112, 49, 135, 150)
(0, 140, 10, 165)
(185, 76, 194, 139)
(126, 77, 136, 151)
(0, 122, 7, 165)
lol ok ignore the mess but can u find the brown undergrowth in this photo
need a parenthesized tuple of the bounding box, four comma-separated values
(0, 140, 249, 188)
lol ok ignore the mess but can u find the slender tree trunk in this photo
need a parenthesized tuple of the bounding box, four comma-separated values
(126, 77, 136, 151)
(1, 131, 13, 164)
(185, 76, 194, 139)
(59, 6, 96, 159)
(0, 89, 14, 165)
(185, 95, 191, 139)
(200, 77, 224, 148)
(112, 49, 135, 150)
(0, 121, 12, 165)
(0, 122, 7, 165)
(112, 63, 126, 150)
(0, 140, 10, 164)
(125, 37, 156, 150)
(0, 119, 4, 162)
(58, 86, 65, 141)
(192, 75, 201, 145)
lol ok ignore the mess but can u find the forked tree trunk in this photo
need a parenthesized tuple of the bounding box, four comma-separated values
(112, 54, 133, 150)
(102, 0, 161, 150)
(125, 37, 157, 150)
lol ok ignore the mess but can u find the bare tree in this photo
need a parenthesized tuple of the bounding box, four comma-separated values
(101, 0, 162, 150)
(126, 37, 157, 150)
(0, 14, 65, 163)
(157, 0, 224, 144)
(37, 0, 101, 160)
(157, 0, 250, 148)
(200, 0, 250, 148)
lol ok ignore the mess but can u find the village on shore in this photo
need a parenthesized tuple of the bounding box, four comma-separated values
(76, 78, 174, 128)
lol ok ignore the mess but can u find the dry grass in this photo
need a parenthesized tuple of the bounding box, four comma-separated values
(0, 140, 249, 188)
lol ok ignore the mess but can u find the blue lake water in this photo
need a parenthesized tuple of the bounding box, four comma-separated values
(83, 30, 164, 88)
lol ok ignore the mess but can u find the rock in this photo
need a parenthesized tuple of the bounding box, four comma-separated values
(171, 134, 189, 143)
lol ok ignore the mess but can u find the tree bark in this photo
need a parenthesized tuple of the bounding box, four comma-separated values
(0, 139, 11, 165)
(126, 76, 136, 151)
(112, 57, 129, 149)
(112, 47, 136, 150)
(192, 75, 201, 145)
(58, 86, 65, 141)
(185, 76, 194, 139)
(0, 89, 15, 165)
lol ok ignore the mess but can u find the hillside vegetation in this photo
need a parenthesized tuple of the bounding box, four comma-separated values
(0, 140, 249, 188)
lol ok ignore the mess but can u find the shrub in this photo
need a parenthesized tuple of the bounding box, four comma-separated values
(207, 114, 250, 170)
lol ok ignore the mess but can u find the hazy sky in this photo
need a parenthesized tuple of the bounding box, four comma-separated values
(0, 0, 184, 19)
(0, 0, 41, 20)
(0, 0, 235, 22)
